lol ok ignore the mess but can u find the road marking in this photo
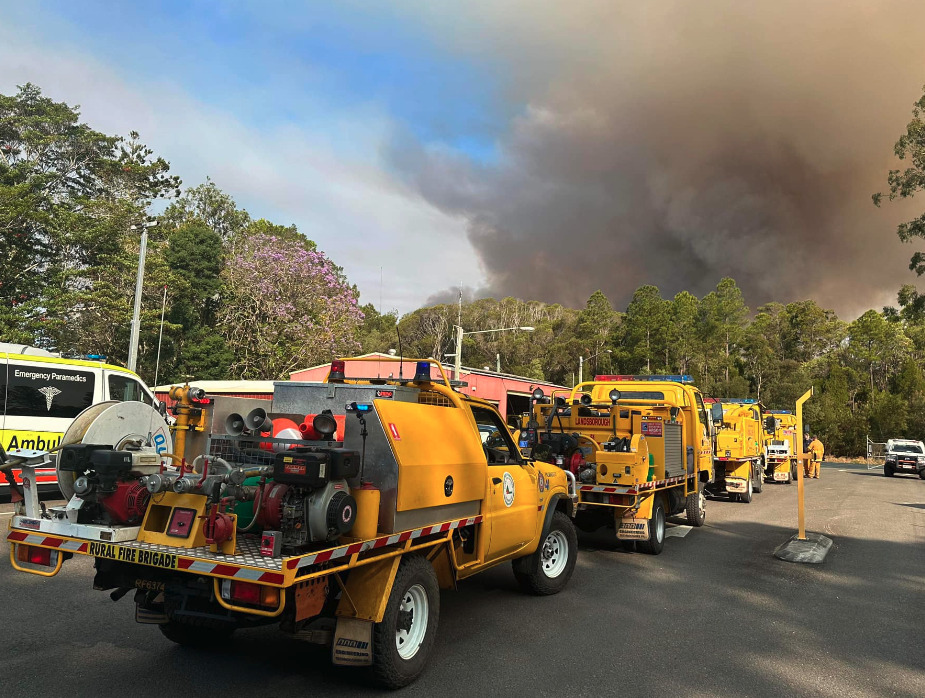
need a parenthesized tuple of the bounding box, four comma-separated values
(665, 525, 692, 538)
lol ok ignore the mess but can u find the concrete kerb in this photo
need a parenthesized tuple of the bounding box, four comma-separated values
(774, 532, 833, 564)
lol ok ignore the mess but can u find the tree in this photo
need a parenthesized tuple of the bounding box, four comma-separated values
(574, 291, 618, 378)
(218, 233, 363, 378)
(0, 83, 180, 355)
(874, 84, 925, 275)
(617, 285, 669, 373)
(701, 278, 749, 387)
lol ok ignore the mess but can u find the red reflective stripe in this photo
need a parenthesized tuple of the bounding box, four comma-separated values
(258, 572, 284, 584)
(8, 531, 28, 542)
(178, 558, 194, 570)
(45, 538, 64, 548)
(210, 564, 238, 577)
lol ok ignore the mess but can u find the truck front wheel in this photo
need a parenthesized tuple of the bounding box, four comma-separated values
(371, 555, 439, 689)
(513, 511, 577, 595)
(884, 464, 894, 477)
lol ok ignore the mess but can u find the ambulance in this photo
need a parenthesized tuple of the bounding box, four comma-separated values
(0, 343, 157, 490)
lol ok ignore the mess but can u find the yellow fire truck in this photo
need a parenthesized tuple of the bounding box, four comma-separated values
(763, 410, 799, 484)
(706, 399, 767, 502)
(4, 358, 577, 688)
(522, 375, 714, 555)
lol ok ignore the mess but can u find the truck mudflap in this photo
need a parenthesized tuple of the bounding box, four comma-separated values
(6, 514, 483, 585)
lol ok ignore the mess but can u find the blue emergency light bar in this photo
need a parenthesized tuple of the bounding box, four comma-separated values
(346, 402, 373, 413)
(719, 398, 757, 404)
(596, 374, 694, 384)
(765, 410, 793, 414)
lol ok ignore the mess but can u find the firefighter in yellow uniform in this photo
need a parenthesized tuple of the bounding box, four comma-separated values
(808, 436, 824, 479)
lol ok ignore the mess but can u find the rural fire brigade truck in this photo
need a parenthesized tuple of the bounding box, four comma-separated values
(706, 399, 767, 502)
(763, 410, 799, 484)
(521, 375, 714, 555)
(3, 358, 577, 688)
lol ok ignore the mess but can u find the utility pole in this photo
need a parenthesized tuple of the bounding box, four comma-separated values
(128, 220, 157, 373)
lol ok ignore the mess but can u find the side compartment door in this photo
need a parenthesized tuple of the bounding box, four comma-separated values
(469, 405, 539, 562)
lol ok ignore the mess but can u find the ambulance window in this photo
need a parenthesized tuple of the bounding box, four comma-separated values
(108, 374, 154, 405)
(7, 366, 95, 418)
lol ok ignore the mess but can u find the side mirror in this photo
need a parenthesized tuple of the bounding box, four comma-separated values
(710, 402, 724, 424)
(764, 415, 777, 434)
(156, 400, 168, 418)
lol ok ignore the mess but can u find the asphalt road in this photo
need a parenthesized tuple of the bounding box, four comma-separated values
(2, 462, 923, 697)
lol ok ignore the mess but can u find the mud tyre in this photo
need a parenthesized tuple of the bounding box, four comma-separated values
(513, 511, 577, 595)
(637, 497, 666, 555)
(752, 463, 764, 494)
(685, 487, 706, 527)
(884, 464, 894, 477)
(371, 555, 439, 689)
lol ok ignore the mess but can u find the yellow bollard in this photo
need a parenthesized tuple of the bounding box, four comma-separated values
(795, 387, 814, 541)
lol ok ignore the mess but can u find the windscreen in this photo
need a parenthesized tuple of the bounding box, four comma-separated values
(892, 443, 923, 454)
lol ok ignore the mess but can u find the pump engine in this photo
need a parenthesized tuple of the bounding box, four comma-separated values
(256, 448, 360, 549)
(58, 444, 155, 525)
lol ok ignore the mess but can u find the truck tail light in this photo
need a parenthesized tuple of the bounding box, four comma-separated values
(16, 544, 58, 567)
(221, 580, 280, 608)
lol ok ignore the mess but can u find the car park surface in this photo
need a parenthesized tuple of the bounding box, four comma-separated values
(3, 461, 922, 698)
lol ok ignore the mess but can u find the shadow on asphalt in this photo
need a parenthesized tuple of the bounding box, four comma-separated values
(3, 483, 924, 698)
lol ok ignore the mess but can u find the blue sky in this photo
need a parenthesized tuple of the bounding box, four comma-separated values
(0, 0, 507, 311)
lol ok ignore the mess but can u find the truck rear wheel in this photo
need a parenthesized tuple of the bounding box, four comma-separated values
(637, 497, 665, 555)
(685, 488, 706, 527)
(752, 463, 763, 493)
(371, 554, 439, 689)
(158, 618, 235, 647)
(740, 477, 753, 504)
(513, 511, 577, 595)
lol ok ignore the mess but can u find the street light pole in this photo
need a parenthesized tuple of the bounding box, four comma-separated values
(578, 349, 612, 385)
(453, 325, 534, 381)
(128, 220, 157, 373)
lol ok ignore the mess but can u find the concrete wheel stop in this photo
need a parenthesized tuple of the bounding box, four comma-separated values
(774, 533, 833, 564)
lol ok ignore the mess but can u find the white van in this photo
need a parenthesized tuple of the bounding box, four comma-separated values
(0, 343, 158, 491)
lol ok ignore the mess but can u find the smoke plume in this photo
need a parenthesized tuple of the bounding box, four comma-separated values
(392, 1, 925, 316)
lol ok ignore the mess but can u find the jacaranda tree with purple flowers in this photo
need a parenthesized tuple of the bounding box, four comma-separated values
(219, 233, 363, 379)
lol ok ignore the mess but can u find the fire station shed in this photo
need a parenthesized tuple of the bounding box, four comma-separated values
(289, 353, 566, 424)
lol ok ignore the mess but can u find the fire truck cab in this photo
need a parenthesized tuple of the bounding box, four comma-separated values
(4, 358, 577, 688)
(522, 375, 714, 555)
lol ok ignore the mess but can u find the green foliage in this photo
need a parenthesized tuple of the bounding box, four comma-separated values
(875, 84, 925, 274)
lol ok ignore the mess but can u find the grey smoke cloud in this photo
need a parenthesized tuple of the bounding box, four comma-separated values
(392, 0, 925, 316)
